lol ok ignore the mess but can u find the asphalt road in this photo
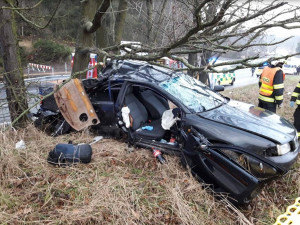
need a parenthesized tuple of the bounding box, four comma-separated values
(224, 68, 259, 90)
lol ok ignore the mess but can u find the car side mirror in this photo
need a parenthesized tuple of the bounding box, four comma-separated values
(213, 85, 224, 92)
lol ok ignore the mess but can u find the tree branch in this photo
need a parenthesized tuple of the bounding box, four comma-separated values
(6, 0, 62, 30)
(85, 0, 111, 33)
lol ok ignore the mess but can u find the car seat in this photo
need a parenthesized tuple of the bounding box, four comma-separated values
(139, 89, 169, 119)
(124, 86, 165, 140)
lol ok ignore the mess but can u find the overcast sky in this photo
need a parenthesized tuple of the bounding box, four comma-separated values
(239, 1, 300, 55)
(263, 0, 300, 36)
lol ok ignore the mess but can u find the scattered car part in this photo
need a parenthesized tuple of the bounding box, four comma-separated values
(54, 79, 100, 131)
(152, 147, 166, 164)
(47, 143, 93, 166)
(15, 140, 26, 150)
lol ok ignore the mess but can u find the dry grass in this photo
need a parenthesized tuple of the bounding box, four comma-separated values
(0, 76, 299, 224)
(0, 126, 249, 225)
(223, 76, 298, 122)
(222, 75, 300, 224)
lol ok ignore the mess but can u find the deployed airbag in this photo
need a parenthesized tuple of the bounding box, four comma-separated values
(161, 109, 180, 130)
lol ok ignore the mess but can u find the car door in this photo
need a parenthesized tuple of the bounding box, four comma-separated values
(180, 127, 261, 204)
(54, 78, 100, 131)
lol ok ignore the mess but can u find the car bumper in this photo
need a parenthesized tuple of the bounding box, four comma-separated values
(266, 145, 300, 173)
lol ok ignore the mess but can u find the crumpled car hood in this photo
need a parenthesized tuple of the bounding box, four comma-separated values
(199, 100, 295, 144)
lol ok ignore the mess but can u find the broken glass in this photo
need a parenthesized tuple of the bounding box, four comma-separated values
(160, 74, 225, 113)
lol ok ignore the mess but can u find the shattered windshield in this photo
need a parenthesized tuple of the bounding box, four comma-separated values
(159, 73, 225, 112)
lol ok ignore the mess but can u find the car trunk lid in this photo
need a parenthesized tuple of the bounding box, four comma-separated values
(54, 79, 100, 131)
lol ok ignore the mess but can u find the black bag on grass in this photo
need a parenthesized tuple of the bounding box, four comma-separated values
(48, 143, 92, 165)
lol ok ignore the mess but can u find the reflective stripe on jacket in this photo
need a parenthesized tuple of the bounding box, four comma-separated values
(259, 67, 280, 96)
(291, 81, 300, 105)
(258, 66, 284, 105)
(258, 94, 275, 103)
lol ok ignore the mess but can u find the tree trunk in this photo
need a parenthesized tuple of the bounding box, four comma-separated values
(153, 0, 167, 45)
(146, 0, 153, 42)
(187, 53, 197, 76)
(96, 16, 109, 61)
(96, 1, 113, 61)
(198, 71, 209, 86)
(72, 0, 98, 79)
(72, 0, 110, 78)
(199, 50, 212, 85)
(114, 0, 127, 47)
(0, 0, 28, 127)
(197, 1, 217, 85)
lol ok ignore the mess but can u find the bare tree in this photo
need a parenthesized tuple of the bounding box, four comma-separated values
(2, 0, 300, 127)
(97, 0, 300, 75)
(0, 0, 28, 127)
(0, 0, 61, 127)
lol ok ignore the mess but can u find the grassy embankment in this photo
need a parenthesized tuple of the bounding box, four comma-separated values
(0, 76, 299, 225)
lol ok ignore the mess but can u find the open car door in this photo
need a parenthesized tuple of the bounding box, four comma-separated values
(54, 79, 100, 131)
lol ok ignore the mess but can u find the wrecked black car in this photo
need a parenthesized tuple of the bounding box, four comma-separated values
(34, 60, 299, 205)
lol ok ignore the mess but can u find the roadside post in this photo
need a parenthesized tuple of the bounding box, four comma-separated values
(86, 53, 97, 79)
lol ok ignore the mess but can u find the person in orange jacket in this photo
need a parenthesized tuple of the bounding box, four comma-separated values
(258, 61, 285, 113)
(290, 80, 300, 138)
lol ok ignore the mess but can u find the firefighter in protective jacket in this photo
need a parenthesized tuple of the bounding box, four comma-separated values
(290, 80, 300, 138)
(258, 62, 285, 113)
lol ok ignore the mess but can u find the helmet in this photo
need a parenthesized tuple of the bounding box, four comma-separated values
(276, 61, 285, 68)
(272, 60, 286, 68)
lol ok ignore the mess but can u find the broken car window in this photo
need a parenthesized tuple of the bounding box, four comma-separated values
(159, 74, 225, 113)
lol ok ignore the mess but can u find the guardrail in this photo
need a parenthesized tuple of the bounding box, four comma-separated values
(0, 75, 69, 125)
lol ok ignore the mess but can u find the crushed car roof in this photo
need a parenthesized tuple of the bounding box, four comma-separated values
(100, 60, 175, 84)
